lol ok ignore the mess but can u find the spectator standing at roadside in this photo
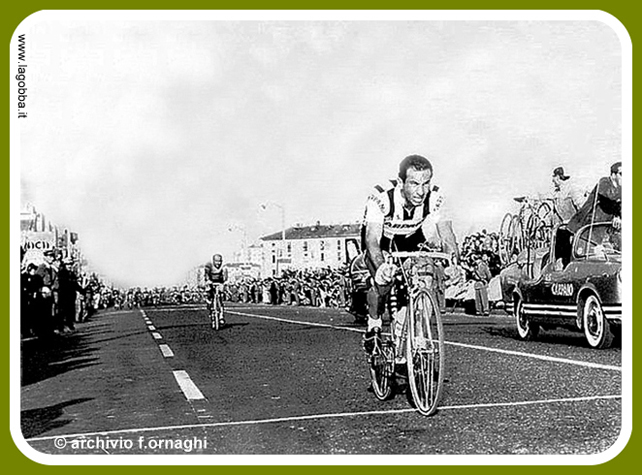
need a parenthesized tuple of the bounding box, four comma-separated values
(58, 258, 84, 333)
(21, 263, 41, 337)
(269, 279, 278, 305)
(472, 253, 492, 316)
(36, 250, 60, 334)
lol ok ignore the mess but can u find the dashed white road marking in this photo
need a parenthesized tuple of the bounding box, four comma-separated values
(172, 370, 205, 400)
(26, 394, 621, 441)
(159, 344, 174, 358)
(228, 310, 621, 372)
(148, 325, 156, 331)
(151, 332, 162, 340)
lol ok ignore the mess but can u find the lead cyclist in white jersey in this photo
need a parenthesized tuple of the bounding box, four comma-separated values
(361, 154, 458, 354)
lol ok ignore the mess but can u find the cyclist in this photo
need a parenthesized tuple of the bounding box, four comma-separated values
(361, 154, 458, 354)
(204, 254, 228, 326)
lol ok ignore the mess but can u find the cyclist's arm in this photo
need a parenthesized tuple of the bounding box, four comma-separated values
(363, 191, 388, 273)
(435, 220, 459, 261)
(364, 220, 386, 272)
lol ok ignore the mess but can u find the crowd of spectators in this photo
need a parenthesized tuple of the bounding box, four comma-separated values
(20, 248, 107, 339)
(223, 267, 350, 309)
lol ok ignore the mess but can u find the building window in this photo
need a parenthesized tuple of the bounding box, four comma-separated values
(287, 243, 292, 256)
(321, 252, 325, 262)
(320, 240, 325, 251)
(337, 239, 342, 250)
(272, 255, 276, 263)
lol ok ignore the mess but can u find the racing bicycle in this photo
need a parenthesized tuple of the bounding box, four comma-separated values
(368, 250, 446, 416)
(206, 283, 225, 330)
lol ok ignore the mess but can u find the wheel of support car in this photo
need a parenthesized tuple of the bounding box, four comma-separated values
(582, 294, 614, 349)
(515, 298, 538, 341)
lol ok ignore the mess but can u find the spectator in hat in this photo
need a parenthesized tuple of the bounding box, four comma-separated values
(21, 263, 42, 337)
(36, 250, 60, 334)
(551, 166, 586, 222)
(472, 253, 492, 316)
(58, 258, 84, 333)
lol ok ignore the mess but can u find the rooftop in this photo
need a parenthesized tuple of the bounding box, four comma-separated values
(261, 223, 360, 241)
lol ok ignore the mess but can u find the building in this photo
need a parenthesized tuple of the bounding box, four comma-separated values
(20, 203, 81, 266)
(226, 262, 262, 282)
(260, 222, 361, 277)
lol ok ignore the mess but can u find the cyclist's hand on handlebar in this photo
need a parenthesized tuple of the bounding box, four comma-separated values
(375, 263, 397, 286)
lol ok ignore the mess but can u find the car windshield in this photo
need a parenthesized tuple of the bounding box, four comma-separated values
(573, 223, 622, 261)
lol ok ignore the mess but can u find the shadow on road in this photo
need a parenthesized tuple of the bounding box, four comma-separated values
(21, 332, 100, 387)
(482, 325, 622, 349)
(21, 397, 94, 439)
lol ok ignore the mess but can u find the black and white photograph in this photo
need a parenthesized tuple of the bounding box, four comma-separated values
(11, 10, 631, 462)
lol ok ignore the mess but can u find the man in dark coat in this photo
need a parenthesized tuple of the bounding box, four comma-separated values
(568, 162, 622, 233)
(21, 263, 42, 337)
(58, 258, 84, 332)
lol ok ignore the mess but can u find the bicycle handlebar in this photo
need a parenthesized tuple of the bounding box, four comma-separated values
(389, 251, 451, 261)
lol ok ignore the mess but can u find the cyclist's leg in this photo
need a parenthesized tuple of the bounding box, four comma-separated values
(366, 283, 389, 329)
(363, 271, 392, 354)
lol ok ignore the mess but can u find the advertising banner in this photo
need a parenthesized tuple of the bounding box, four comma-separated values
(21, 231, 56, 265)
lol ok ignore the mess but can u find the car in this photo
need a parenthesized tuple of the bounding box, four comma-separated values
(512, 221, 622, 349)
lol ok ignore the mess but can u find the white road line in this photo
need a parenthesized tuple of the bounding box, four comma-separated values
(228, 310, 363, 334)
(172, 370, 205, 401)
(151, 332, 162, 340)
(158, 344, 174, 358)
(26, 394, 621, 442)
(148, 307, 203, 312)
(446, 341, 621, 372)
(148, 325, 156, 331)
(228, 310, 621, 372)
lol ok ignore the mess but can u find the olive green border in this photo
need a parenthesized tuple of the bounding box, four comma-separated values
(3, 1, 637, 473)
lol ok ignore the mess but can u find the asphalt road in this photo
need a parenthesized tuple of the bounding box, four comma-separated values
(18, 302, 623, 458)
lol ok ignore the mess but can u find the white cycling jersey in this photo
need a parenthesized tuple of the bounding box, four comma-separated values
(362, 178, 445, 248)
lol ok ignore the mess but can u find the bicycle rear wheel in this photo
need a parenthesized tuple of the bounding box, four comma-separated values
(406, 288, 445, 416)
(369, 340, 394, 401)
(498, 213, 513, 265)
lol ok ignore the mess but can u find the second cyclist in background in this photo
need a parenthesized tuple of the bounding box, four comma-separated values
(204, 254, 228, 327)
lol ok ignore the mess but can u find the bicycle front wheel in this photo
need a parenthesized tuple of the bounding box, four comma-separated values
(406, 288, 445, 416)
(369, 340, 394, 401)
(217, 295, 225, 328)
(211, 298, 220, 331)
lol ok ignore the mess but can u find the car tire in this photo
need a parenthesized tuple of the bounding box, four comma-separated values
(515, 298, 539, 341)
(582, 294, 614, 349)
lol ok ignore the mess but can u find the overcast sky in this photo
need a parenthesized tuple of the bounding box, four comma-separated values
(17, 13, 625, 287)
